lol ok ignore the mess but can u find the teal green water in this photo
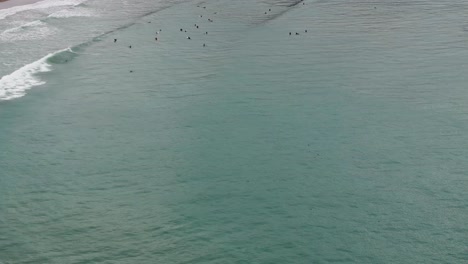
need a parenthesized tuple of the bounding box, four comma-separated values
(1, 0, 468, 263)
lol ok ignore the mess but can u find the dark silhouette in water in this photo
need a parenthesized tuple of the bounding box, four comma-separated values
(203, 43, 206, 47)
(155, 37, 158, 41)
(180, 28, 183, 31)
(187, 36, 191, 40)
(295, 32, 299, 35)
(114, 39, 117, 43)
(305, 29, 307, 33)
(289, 32, 291, 35)
(129, 45, 132, 48)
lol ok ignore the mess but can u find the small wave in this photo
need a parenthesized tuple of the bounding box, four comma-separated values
(0, 48, 73, 101)
(48, 8, 94, 18)
(261, 0, 304, 7)
(1, 4, 95, 41)
(0, 0, 89, 20)
(46, 47, 78, 64)
(2, 20, 45, 34)
(0, 20, 57, 41)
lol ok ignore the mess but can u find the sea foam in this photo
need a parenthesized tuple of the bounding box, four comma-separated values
(0, 48, 69, 101)
(0, 0, 89, 20)
(0, 20, 59, 41)
(4, 20, 46, 34)
(48, 8, 94, 18)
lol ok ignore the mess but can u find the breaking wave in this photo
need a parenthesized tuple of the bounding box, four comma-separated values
(0, 47, 76, 101)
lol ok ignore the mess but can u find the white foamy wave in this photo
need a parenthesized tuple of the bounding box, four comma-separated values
(0, 21, 57, 41)
(0, 49, 66, 101)
(48, 8, 94, 18)
(0, 0, 89, 20)
(2, 20, 45, 34)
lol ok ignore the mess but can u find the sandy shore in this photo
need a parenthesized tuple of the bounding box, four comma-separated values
(0, 0, 44, 10)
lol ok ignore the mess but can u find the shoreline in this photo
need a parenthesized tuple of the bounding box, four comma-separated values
(0, 0, 44, 10)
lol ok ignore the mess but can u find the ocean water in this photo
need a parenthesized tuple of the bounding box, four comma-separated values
(1, 0, 468, 263)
